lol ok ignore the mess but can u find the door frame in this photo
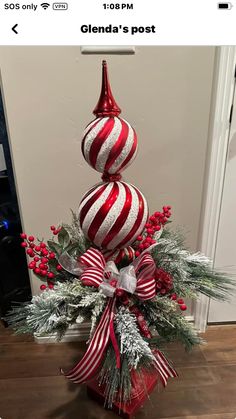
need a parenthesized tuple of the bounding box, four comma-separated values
(194, 46, 236, 332)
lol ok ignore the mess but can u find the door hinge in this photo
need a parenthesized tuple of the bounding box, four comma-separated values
(229, 104, 233, 124)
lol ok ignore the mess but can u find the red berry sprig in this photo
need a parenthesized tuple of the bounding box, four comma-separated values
(155, 268, 173, 295)
(135, 206, 172, 256)
(20, 226, 62, 291)
(170, 293, 187, 311)
(154, 264, 187, 311)
(50, 225, 62, 235)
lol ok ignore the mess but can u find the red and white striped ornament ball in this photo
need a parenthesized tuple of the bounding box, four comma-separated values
(78, 181, 148, 250)
(82, 116, 137, 175)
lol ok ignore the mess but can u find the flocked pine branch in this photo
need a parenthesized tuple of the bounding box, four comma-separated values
(99, 307, 159, 407)
(151, 229, 235, 301)
(138, 296, 202, 351)
(115, 306, 155, 368)
(6, 279, 99, 339)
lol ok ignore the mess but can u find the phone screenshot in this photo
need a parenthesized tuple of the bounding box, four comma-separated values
(0, 2, 236, 419)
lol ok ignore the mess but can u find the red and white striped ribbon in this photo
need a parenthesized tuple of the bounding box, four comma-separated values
(61, 247, 177, 386)
(153, 350, 178, 386)
(79, 248, 156, 300)
(62, 298, 116, 383)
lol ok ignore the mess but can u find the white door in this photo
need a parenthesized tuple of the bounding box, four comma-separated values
(208, 84, 236, 323)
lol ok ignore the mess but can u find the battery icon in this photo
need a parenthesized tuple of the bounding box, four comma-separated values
(218, 2, 233, 9)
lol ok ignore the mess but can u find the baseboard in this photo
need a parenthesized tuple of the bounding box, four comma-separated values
(34, 322, 91, 344)
(185, 315, 194, 323)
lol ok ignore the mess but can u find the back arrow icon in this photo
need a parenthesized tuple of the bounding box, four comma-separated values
(12, 24, 18, 34)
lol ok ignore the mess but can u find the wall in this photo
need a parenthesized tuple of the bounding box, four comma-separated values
(0, 46, 215, 294)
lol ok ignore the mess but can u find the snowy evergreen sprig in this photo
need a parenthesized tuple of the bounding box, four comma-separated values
(77, 290, 107, 337)
(7, 279, 99, 339)
(140, 296, 202, 350)
(151, 229, 234, 300)
(115, 307, 154, 368)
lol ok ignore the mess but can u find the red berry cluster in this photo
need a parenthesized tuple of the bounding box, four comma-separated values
(155, 267, 187, 311)
(135, 206, 172, 257)
(155, 268, 173, 295)
(170, 293, 187, 311)
(20, 228, 63, 291)
(50, 225, 62, 235)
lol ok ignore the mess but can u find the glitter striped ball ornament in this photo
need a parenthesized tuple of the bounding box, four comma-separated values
(82, 116, 137, 175)
(81, 60, 138, 176)
(78, 181, 148, 250)
(102, 246, 135, 264)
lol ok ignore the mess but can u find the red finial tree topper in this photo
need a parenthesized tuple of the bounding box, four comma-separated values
(93, 60, 121, 117)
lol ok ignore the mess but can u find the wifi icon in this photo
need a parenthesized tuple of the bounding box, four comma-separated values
(41, 2, 50, 9)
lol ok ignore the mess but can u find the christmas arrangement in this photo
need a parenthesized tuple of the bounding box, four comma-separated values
(8, 61, 233, 418)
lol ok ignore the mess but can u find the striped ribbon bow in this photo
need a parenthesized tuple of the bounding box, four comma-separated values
(60, 247, 177, 386)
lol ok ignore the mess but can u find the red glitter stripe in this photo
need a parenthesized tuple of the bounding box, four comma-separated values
(89, 117, 115, 169)
(88, 182, 120, 242)
(118, 128, 137, 172)
(114, 249, 123, 265)
(80, 184, 101, 206)
(79, 184, 108, 226)
(115, 185, 146, 248)
(104, 118, 129, 172)
(81, 118, 101, 159)
(101, 182, 132, 248)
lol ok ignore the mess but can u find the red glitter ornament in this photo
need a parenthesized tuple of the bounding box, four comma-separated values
(78, 181, 148, 250)
(81, 61, 138, 176)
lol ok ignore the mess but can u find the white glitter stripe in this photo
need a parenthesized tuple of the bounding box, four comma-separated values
(107, 183, 139, 249)
(109, 120, 134, 174)
(124, 189, 148, 247)
(95, 117, 122, 172)
(81, 183, 114, 237)
(83, 117, 109, 164)
(120, 145, 138, 173)
(94, 182, 126, 248)
(79, 183, 105, 213)
(82, 117, 101, 137)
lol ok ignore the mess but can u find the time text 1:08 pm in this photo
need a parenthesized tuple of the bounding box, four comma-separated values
(103, 3, 133, 9)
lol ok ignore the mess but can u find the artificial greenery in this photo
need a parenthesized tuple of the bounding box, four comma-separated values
(6, 211, 234, 406)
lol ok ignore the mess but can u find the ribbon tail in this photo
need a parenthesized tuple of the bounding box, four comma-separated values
(61, 298, 115, 384)
(153, 349, 178, 386)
